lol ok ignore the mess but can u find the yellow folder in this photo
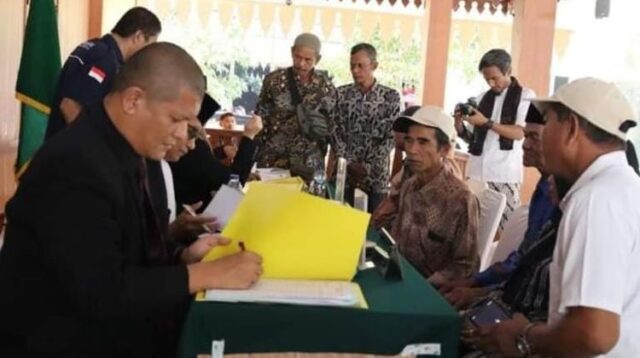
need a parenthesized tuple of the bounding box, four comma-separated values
(202, 183, 370, 280)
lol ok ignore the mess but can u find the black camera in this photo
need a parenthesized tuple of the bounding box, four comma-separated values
(455, 97, 478, 116)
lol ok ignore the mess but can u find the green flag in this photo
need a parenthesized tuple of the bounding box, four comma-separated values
(15, 0, 61, 176)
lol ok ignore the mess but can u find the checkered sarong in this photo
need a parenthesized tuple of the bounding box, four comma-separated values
(488, 182, 521, 231)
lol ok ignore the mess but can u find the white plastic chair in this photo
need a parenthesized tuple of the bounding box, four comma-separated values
(490, 205, 530, 266)
(476, 188, 507, 271)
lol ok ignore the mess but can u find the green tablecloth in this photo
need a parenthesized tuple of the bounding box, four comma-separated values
(177, 230, 460, 357)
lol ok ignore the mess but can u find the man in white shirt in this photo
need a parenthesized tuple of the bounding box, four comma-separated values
(469, 77, 640, 357)
(455, 49, 535, 229)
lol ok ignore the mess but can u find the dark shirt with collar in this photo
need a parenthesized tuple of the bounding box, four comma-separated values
(0, 102, 190, 357)
(519, 176, 555, 250)
(501, 208, 562, 320)
(46, 34, 124, 140)
(169, 136, 256, 213)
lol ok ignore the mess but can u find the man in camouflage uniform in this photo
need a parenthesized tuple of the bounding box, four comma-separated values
(254, 33, 336, 179)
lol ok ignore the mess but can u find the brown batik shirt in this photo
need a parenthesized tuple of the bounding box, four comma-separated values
(331, 82, 401, 194)
(373, 167, 479, 280)
(254, 67, 336, 171)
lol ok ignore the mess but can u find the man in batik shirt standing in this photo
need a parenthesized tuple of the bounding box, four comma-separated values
(254, 33, 336, 179)
(331, 43, 401, 212)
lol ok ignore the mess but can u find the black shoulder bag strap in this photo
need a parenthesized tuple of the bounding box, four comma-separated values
(286, 67, 303, 106)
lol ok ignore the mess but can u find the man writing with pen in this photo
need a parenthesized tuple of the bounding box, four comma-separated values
(0, 43, 262, 358)
(161, 92, 263, 258)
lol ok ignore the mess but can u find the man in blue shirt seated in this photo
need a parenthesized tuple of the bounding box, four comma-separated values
(439, 105, 555, 309)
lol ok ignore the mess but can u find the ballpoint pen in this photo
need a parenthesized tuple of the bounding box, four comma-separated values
(181, 204, 213, 233)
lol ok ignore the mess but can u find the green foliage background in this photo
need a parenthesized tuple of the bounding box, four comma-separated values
(160, 11, 424, 108)
(323, 22, 422, 90)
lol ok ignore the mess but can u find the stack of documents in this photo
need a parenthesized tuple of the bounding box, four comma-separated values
(204, 279, 367, 308)
(255, 167, 291, 181)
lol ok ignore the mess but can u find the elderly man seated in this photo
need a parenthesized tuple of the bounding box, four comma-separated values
(372, 106, 479, 284)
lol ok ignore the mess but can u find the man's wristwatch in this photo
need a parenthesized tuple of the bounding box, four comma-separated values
(483, 119, 495, 130)
(515, 334, 532, 357)
(516, 322, 541, 357)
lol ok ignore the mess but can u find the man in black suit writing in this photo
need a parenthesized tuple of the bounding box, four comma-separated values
(0, 42, 262, 358)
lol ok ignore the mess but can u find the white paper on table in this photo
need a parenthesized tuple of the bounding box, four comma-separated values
(204, 279, 362, 307)
(202, 184, 244, 229)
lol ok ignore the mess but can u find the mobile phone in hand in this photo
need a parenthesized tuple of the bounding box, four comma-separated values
(468, 299, 512, 327)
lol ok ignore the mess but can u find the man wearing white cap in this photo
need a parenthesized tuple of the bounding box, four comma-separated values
(372, 106, 479, 284)
(471, 77, 640, 357)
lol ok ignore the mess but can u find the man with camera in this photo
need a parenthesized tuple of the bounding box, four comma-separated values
(454, 49, 535, 229)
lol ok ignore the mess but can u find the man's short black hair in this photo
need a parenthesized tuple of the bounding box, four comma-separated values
(434, 127, 451, 150)
(350, 43, 377, 63)
(550, 102, 624, 147)
(112, 7, 161, 40)
(478, 49, 511, 74)
(219, 112, 234, 121)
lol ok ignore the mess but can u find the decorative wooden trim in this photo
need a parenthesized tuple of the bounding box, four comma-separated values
(452, 0, 514, 15)
(205, 128, 244, 148)
(330, 0, 513, 14)
(205, 128, 244, 167)
(335, 0, 424, 8)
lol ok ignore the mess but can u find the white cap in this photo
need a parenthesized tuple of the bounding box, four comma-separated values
(531, 77, 637, 140)
(393, 105, 456, 142)
(292, 33, 321, 55)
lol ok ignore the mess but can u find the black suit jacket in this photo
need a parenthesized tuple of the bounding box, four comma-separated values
(0, 103, 190, 357)
(169, 136, 256, 212)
